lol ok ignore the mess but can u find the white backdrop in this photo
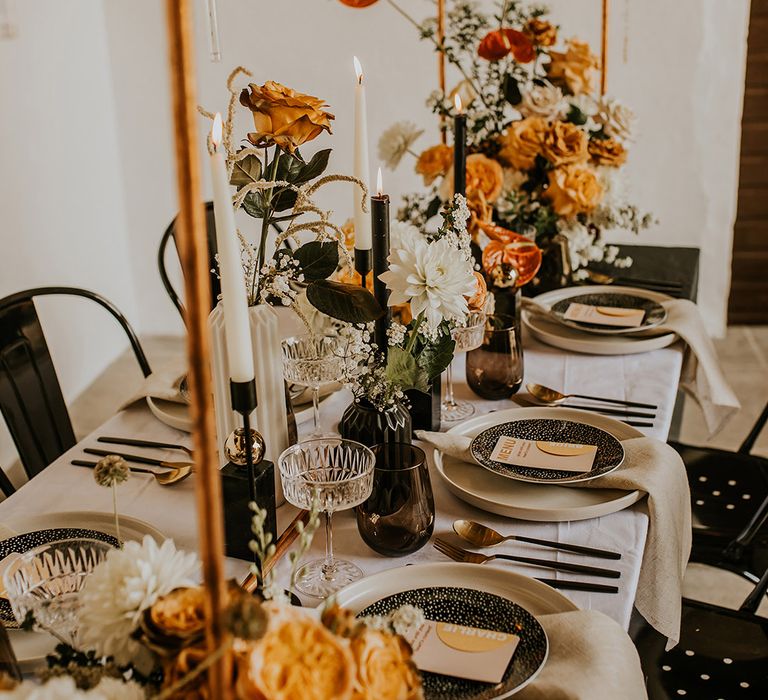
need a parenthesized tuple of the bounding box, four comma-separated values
(0, 0, 751, 473)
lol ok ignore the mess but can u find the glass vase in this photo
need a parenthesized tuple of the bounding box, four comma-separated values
(466, 314, 524, 400)
(339, 399, 411, 448)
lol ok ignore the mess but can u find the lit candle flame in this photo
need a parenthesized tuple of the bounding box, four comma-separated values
(376, 167, 383, 196)
(353, 56, 363, 85)
(211, 113, 223, 150)
(454, 94, 463, 114)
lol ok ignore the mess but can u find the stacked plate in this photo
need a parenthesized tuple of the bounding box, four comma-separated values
(523, 285, 678, 355)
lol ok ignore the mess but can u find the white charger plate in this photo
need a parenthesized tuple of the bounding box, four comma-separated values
(523, 285, 679, 355)
(432, 407, 645, 521)
(2, 511, 165, 672)
(336, 562, 577, 617)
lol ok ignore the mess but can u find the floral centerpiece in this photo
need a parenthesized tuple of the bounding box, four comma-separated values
(362, 0, 654, 285)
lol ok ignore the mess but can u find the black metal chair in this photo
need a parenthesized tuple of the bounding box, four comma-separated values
(0, 288, 151, 495)
(671, 403, 768, 584)
(158, 201, 220, 320)
(635, 563, 768, 699)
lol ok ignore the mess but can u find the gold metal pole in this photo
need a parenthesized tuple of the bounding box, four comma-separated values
(165, 1, 231, 697)
(438, 0, 446, 144)
(600, 0, 609, 96)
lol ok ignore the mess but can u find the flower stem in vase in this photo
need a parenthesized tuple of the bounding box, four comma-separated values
(257, 148, 282, 275)
(112, 482, 122, 547)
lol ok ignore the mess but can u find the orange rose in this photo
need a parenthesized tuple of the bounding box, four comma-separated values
(240, 81, 335, 154)
(415, 144, 453, 185)
(440, 154, 504, 204)
(350, 629, 422, 700)
(546, 39, 599, 95)
(541, 121, 588, 166)
(497, 117, 547, 171)
(588, 137, 627, 167)
(478, 29, 535, 63)
(546, 164, 604, 216)
(525, 18, 557, 46)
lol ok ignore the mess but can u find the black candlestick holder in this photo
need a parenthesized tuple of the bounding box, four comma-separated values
(355, 248, 372, 288)
(223, 380, 276, 565)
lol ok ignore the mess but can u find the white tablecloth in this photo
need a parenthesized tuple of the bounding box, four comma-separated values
(0, 333, 683, 634)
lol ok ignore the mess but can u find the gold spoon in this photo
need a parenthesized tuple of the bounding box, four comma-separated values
(71, 460, 192, 486)
(453, 520, 621, 560)
(526, 382, 657, 410)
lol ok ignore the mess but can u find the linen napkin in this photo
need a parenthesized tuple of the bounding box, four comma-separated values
(122, 359, 188, 408)
(416, 431, 692, 649)
(517, 610, 647, 700)
(655, 299, 739, 436)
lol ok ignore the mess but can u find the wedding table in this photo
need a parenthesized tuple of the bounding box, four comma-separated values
(0, 332, 684, 644)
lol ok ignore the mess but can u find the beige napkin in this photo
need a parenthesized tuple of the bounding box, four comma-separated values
(416, 431, 691, 649)
(656, 299, 739, 436)
(517, 610, 647, 700)
(122, 359, 188, 409)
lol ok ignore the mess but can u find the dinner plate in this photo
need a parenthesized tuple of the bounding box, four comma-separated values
(431, 407, 644, 521)
(470, 418, 625, 484)
(549, 291, 667, 335)
(523, 286, 679, 355)
(336, 562, 577, 617)
(2, 512, 165, 671)
(359, 587, 548, 700)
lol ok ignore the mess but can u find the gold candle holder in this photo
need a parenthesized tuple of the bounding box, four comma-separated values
(600, 0, 609, 96)
(165, 0, 231, 696)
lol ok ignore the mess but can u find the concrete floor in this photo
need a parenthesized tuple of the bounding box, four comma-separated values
(42, 327, 768, 615)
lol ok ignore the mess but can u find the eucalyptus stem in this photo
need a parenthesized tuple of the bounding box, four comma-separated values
(257, 147, 282, 285)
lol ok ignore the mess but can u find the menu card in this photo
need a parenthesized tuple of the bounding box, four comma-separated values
(490, 436, 597, 473)
(404, 620, 520, 684)
(564, 302, 646, 327)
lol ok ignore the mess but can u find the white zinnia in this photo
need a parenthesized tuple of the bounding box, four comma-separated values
(380, 231, 477, 330)
(377, 121, 424, 170)
(4, 677, 146, 699)
(519, 82, 566, 120)
(78, 536, 199, 667)
(594, 98, 635, 143)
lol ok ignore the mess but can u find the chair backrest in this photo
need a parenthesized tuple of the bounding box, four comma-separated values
(739, 401, 768, 454)
(0, 288, 150, 485)
(158, 201, 220, 321)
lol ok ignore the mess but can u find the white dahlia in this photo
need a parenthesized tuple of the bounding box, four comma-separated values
(4, 677, 145, 699)
(380, 234, 476, 330)
(594, 98, 636, 143)
(377, 121, 423, 170)
(519, 81, 567, 120)
(78, 536, 199, 667)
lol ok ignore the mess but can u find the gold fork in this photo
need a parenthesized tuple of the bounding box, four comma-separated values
(433, 538, 620, 579)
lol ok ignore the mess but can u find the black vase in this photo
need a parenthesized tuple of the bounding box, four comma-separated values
(339, 399, 412, 448)
(524, 234, 572, 296)
(406, 382, 441, 433)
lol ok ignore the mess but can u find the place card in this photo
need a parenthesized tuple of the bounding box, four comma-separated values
(563, 302, 646, 327)
(404, 620, 520, 684)
(490, 436, 596, 473)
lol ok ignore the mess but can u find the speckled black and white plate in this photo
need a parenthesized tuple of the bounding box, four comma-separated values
(550, 292, 667, 335)
(358, 586, 547, 700)
(470, 419, 625, 485)
(0, 528, 119, 628)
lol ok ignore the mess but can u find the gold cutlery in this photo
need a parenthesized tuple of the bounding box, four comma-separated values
(527, 382, 657, 410)
(98, 436, 193, 456)
(71, 459, 191, 486)
(453, 520, 621, 560)
(433, 538, 621, 579)
(83, 447, 194, 470)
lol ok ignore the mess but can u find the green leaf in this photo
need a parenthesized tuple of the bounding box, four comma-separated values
(503, 74, 522, 106)
(425, 196, 442, 221)
(242, 191, 266, 219)
(306, 280, 384, 324)
(386, 348, 430, 392)
(417, 333, 456, 380)
(230, 152, 263, 189)
(271, 188, 299, 213)
(293, 241, 339, 281)
(296, 148, 332, 184)
(565, 104, 588, 126)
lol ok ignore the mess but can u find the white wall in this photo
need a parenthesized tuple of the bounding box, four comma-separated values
(100, 0, 749, 337)
(0, 0, 140, 480)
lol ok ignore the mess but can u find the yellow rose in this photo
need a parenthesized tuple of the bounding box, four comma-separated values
(542, 121, 588, 166)
(236, 605, 354, 700)
(525, 18, 558, 47)
(350, 629, 423, 700)
(161, 645, 211, 700)
(546, 39, 599, 95)
(139, 587, 207, 658)
(439, 153, 504, 204)
(415, 144, 453, 185)
(497, 117, 548, 171)
(546, 164, 603, 216)
(239, 81, 335, 153)
(588, 137, 628, 167)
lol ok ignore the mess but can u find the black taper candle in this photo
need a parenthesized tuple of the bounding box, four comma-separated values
(453, 109, 467, 197)
(371, 191, 392, 352)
